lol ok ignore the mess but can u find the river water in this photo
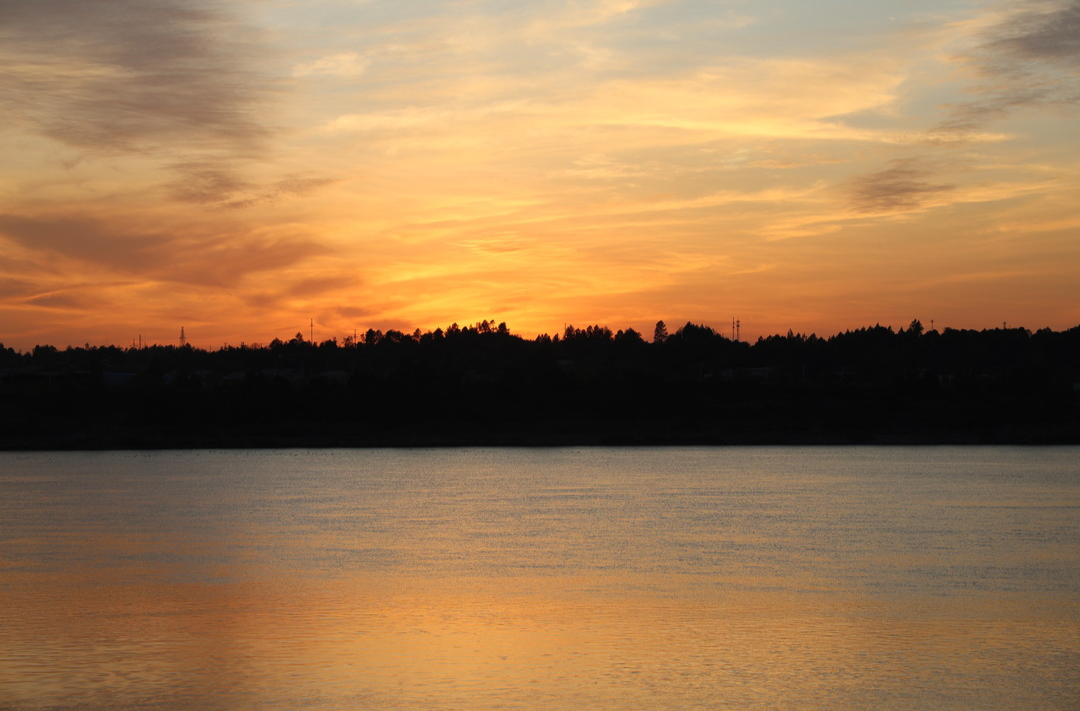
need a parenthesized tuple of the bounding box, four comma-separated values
(1, 447, 1077, 710)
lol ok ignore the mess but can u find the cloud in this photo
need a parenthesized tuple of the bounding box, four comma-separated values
(322, 55, 903, 156)
(332, 305, 383, 322)
(23, 291, 105, 312)
(851, 3, 1077, 220)
(324, 100, 530, 133)
(0, 277, 40, 300)
(242, 273, 361, 313)
(0, 214, 164, 273)
(0, 213, 328, 287)
(931, 1, 1080, 140)
(526, 0, 673, 34)
(167, 163, 254, 205)
(559, 154, 652, 180)
(166, 163, 340, 208)
(848, 160, 956, 214)
(269, 175, 341, 201)
(0, 0, 274, 156)
(982, 0, 1080, 63)
(293, 52, 370, 78)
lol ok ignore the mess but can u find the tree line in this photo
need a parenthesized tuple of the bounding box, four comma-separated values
(2, 319, 1078, 448)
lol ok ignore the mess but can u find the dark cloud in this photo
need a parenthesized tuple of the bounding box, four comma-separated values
(167, 163, 254, 205)
(930, 1, 1080, 141)
(0, 1, 344, 212)
(0, 215, 163, 273)
(0, 213, 328, 287)
(849, 160, 955, 213)
(984, 1, 1080, 64)
(271, 176, 340, 200)
(0, 0, 273, 155)
(167, 165, 340, 208)
(0, 277, 40, 300)
(0, 253, 60, 279)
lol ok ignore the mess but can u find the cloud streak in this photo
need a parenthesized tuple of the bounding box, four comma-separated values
(0, 0, 274, 156)
(931, 0, 1080, 141)
(166, 163, 340, 208)
(848, 160, 956, 214)
(0, 213, 328, 288)
(982, 0, 1080, 64)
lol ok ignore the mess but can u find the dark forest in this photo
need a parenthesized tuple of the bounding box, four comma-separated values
(2, 320, 1078, 448)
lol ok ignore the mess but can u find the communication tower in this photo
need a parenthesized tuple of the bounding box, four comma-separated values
(180, 327, 187, 347)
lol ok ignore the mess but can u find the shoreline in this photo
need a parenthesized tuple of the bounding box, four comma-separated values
(4, 421, 1077, 451)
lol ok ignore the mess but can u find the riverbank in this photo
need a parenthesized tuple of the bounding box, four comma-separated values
(5, 413, 1077, 450)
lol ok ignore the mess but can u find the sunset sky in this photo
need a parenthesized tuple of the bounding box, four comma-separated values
(2, 0, 1078, 350)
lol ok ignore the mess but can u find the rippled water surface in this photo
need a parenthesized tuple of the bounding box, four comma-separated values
(2, 447, 1078, 710)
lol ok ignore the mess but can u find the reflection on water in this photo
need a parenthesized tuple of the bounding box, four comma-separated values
(1, 447, 1078, 710)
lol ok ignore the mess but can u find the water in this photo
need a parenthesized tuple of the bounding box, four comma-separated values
(1, 447, 1077, 710)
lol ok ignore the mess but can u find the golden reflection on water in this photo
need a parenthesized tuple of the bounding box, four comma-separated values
(1, 448, 1078, 710)
(8, 569, 1077, 710)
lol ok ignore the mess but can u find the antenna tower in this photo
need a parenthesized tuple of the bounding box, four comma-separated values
(179, 327, 187, 347)
(736, 319, 740, 341)
(310, 318, 314, 343)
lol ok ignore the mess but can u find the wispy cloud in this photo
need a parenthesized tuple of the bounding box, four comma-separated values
(166, 163, 253, 206)
(293, 52, 371, 78)
(22, 289, 110, 312)
(982, 0, 1080, 64)
(0, 213, 328, 287)
(848, 159, 956, 214)
(166, 163, 340, 208)
(931, 0, 1080, 141)
(0, 0, 275, 156)
(526, 0, 675, 33)
(847, 1, 1080, 218)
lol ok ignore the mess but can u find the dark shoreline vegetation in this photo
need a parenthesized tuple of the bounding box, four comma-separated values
(2, 320, 1079, 449)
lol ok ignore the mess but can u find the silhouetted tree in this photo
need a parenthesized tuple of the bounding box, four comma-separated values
(3, 318, 1078, 447)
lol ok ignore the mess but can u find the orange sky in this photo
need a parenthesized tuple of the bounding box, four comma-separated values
(2, 0, 1078, 350)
